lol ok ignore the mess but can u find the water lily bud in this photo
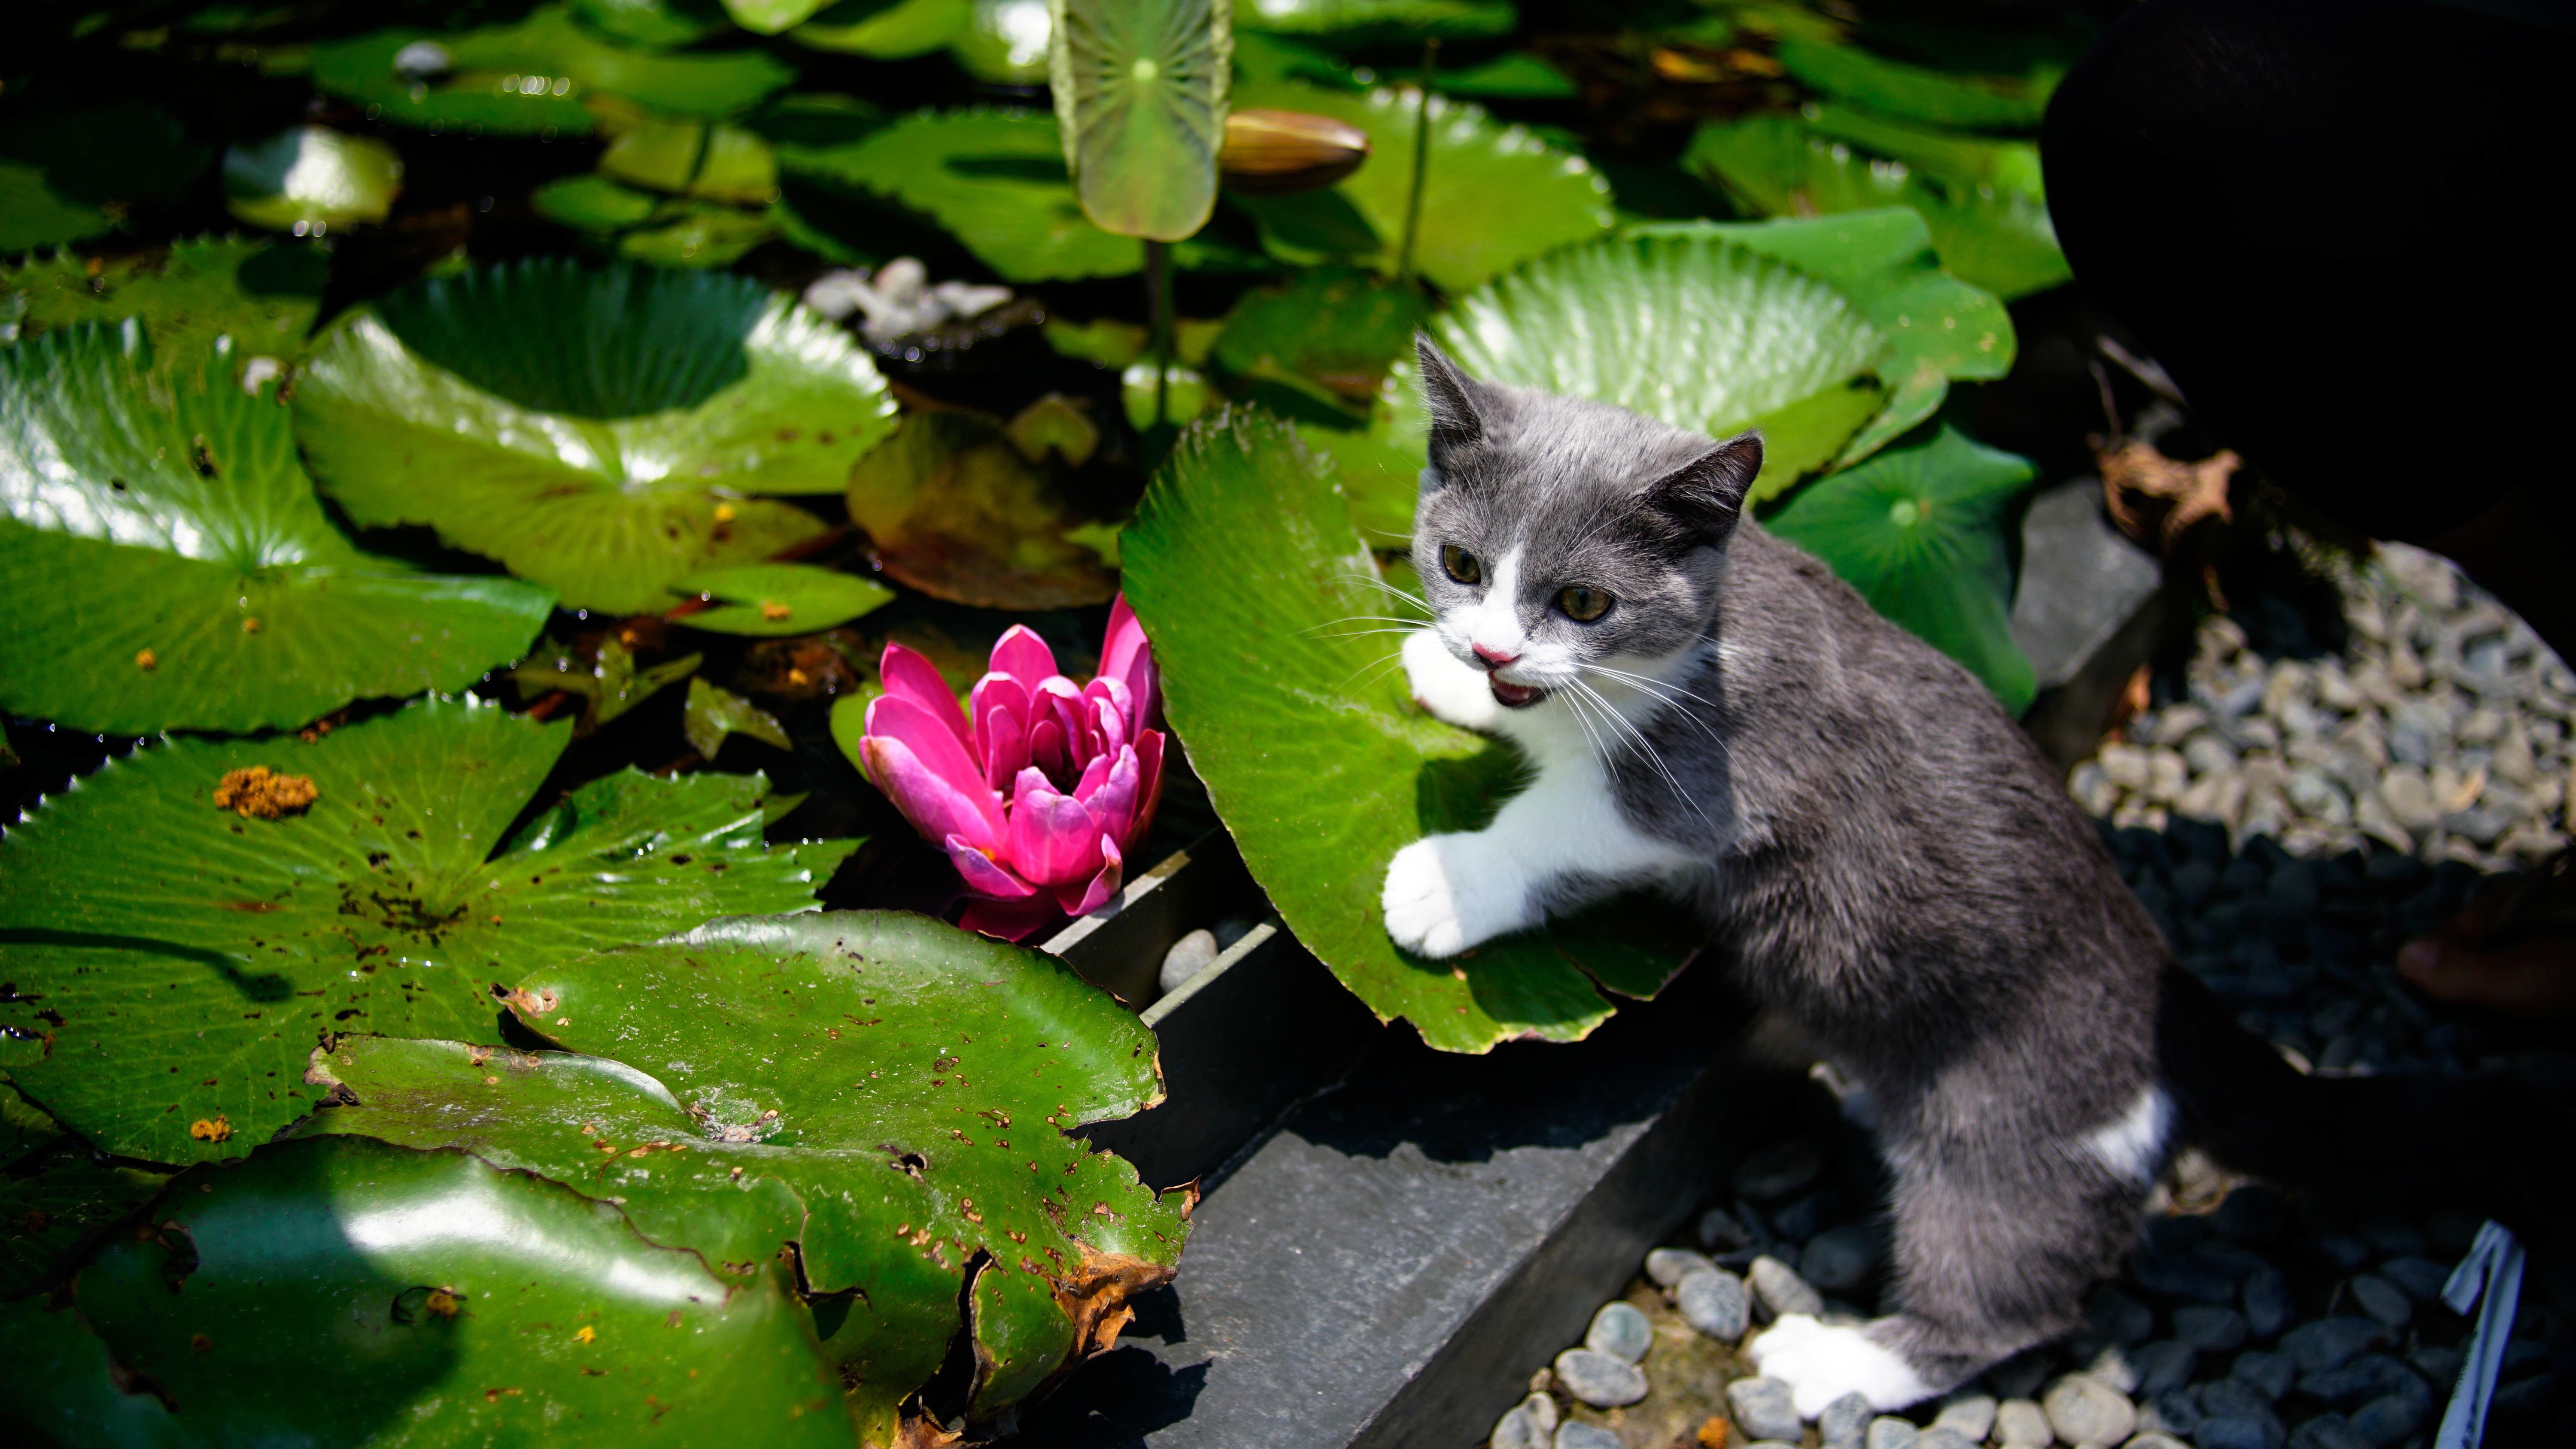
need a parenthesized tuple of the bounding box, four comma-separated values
(1219, 109, 1370, 196)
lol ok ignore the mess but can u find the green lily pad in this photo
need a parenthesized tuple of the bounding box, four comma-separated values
(725, 0, 837, 34)
(1050, 0, 1232, 242)
(532, 171, 664, 228)
(574, 0, 736, 49)
(1802, 102, 2045, 198)
(222, 126, 404, 232)
(1, 236, 327, 367)
(1776, 38, 2057, 132)
(846, 410, 1121, 609)
(671, 561, 896, 636)
(299, 910, 1189, 1433)
(778, 107, 1142, 282)
(0, 103, 212, 253)
(683, 676, 792, 756)
(510, 635, 703, 733)
(599, 118, 780, 201)
(794, 0, 972, 55)
(620, 203, 784, 267)
(0, 1294, 192, 1448)
(1227, 79, 1613, 294)
(1765, 422, 2036, 711)
(0, 696, 855, 1165)
(310, 5, 798, 135)
(0, 164, 117, 255)
(2, 1082, 59, 1161)
(292, 260, 893, 614)
(1209, 264, 1430, 423)
(1439, 51, 1579, 100)
(1686, 113, 2069, 300)
(1, 1144, 170, 1297)
(67, 1136, 855, 1446)
(952, 0, 1057, 82)
(1231, 0, 1515, 45)
(1634, 211, 2017, 464)
(0, 324, 554, 734)
(1123, 410, 1703, 1053)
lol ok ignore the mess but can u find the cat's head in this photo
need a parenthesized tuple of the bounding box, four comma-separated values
(1408, 336, 1762, 709)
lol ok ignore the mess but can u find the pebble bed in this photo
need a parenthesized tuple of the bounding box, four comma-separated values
(1489, 546, 2573, 1449)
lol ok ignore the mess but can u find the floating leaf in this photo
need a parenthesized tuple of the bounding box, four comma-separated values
(0, 1295, 194, 1447)
(0, 1146, 170, 1296)
(574, 0, 736, 49)
(1440, 50, 1579, 99)
(0, 324, 553, 734)
(1765, 423, 2037, 710)
(0, 236, 327, 367)
(1231, 0, 1515, 45)
(298, 910, 1187, 1434)
(846, 410, 1120, 609)
(222, 127, 404, 232)
(1123, 410, 1702, 1053)
(1777, 38, 2057, 132)
(510, 635, 702, 732)
(723, 0, 837, 34)
(64, 1137, 856, 1445)
(531, 171, 663, 228)
(1802, 102, 2046, 197)
(794, 0, 972, 55)
(1227, 80, 1612, 293)
(599, 118, 780, 201)
(614, 203, 781, 267)
(671, 561, 896, 636)
(1686, 113, 2069, 300)
(778, 108, 1141, 282)
(1049, 0, 1231, 241)
(2, 1082, 59, 1161)
(0, 696, 855, 1164)
(292, 261, 893, 614)
(310, 5, 797, 136)
(683, 676, 793, 757)
(1209, 264, 1429, 421)
(0, 103, 211, 253)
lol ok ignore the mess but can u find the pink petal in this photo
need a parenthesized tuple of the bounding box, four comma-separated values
(1028, 717, 1069, 786)
(1069, 752, 1112, 803)
(1052, 834, 1123, 917)
(982, 705, 1030, 796)
(970, 672, 1032, 746)
(880, 643, 968, 746)
(1126, 729, 1166, 850)
(861, 732, 1002, 854)
(1010, 768, 1102, 886)
(1101, 595, 1160, 728)
(960, 894, 1063, 943)
(1082, 685, 1129, 756)
(944, 834, 1035, 899)
(1084, 745, 1142, 847)
(990, 625, 1058, 690)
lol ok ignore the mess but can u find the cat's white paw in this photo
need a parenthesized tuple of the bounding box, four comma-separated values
(1403, 629, 1501, 731)
(1744, 1315, 1936, 1418)
(1383, 835, 1532, 957)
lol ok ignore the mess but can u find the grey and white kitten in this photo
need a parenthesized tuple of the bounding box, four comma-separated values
(1379, 339, 2496, 1417)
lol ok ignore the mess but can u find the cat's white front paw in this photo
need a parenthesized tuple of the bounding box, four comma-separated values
(1382, 835, 1530, 958)
(1745, 1315, 1936, 1418)
(1403, 629, 1500, 731)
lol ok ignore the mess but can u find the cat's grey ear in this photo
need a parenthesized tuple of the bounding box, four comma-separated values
(1643, 432, 1763, 543)
(1414, 334, 1485, 454)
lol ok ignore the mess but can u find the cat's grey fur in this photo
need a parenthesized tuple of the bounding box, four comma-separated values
(1379, 337, 2514, 1414)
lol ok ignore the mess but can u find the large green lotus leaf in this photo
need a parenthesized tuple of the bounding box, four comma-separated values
(725, 0, 837, 34)
(1210, 264, 1431, 423)
(1765, 423, 2036, 711)
(778, 108, 1142, 282)
(1686, 115, 2069, 300)
(795, 0, 972, 55)
(1124, 410, 1704, 1053)
(672, 561, 895, 636)
(222, 126, 404, 232)
(0, 164, 116, 254)
(0, 324, 553, 734)
(574, 0, 735, 49)
(0, 103, 211, 253)
(598, 118, 780, 202)
(846, 410, 1121, 610)
(1776, 38, 2057, 132)
(0, 697, 856, 1165)
(1, 1144, 170, 1297)
(62, 1136, 854, 1446)
(1633, 211, 2015, 465)
(1228, 79, 1612, 294)
(532, 171, 663, 229)
(1803, 103, 2045, 198)
(1, 236, 327, 367)
(0, 1296, 189, 1448)
(293, 260, 892, 614)
(1231, 0, 1514, 44)
(300, 911, 1188, 1434)
(3, 1081, 60, 1161)
(310, 5, 798, 135)
(1049, 0, 1230, 242)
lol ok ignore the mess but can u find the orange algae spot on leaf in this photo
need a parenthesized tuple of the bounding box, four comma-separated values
(136, 649, 157, 670)
(188, 1116, 232, 1142)
(212, 767, 317, 820)
(574, 1325, 596, 1344)
(759, 600, 792, 621)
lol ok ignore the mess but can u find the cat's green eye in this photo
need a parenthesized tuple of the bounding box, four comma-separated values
(1441, 544, 1482, 585)
(1558, 585, 1611, 621)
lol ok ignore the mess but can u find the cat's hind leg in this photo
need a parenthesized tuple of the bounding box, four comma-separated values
(1748, 1125, 2151, 1417)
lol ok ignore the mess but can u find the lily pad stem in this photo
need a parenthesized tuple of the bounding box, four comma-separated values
(1146, 237, 1175, 424)
(1397, 39, 1439, 285)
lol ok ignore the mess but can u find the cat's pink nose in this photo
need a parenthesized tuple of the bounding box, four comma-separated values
(1473, 643, 1519, 668)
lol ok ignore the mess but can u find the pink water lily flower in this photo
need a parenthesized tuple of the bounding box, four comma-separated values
(860, 595, 1164, 941)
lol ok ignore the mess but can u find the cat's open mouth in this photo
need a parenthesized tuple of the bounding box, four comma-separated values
(1489, 677, 1547, 708)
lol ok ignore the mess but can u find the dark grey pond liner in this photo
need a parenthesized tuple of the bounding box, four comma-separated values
(1020, 834, 1791, 1448)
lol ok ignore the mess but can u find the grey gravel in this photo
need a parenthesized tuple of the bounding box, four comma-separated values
(2345, 1274, 2412, 1328)
(2043, 1372, 2137, 1446)
(1583, 1302, 1650, 1363)
(1801, 1223, 1882, 1294)
(2198, 1410, 2287, 1449)
(1820, 1391, 1873, 1449)
(2232, 1349, 2295, 1401)
(2287, 1415, 2369, 1449)
(1552, 1423, 1621, 1449)
(1864, 1417, 1919, 1449)
(1698, 1206, 1756, 1252)
(2139, 1385, 2201, 1437)
(1155, 928, 1218, 995)
(1988, 1353, 2052, 1402)
(2282, 1318, 2388, 1375)
(1644, 1246, 1715, 1287)
(1490, 1397, 1550, 1449)
(1551, 1348, 1646, 1408)
(2176, 1303, 2250, 1351)
(2376, 1256, 2454, 1302)
(1747, 1255, 1825, 1318)
(2348, 1385, 2431, 1447)
(1726, 1375, 1802, 1442)
(2243, 1265, 2294, 1340)
(2086, 1285, 2155, 1346)
(2131, 1339, 2197, 1396)
(1914, 1429, 1976, 1449)
(2126, 1436, 2197, 1449)
(1995, 1397, 2051, 1446)
(1930, 1392, 1996, 1440)
(1676, 1267, 1750, 1340)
